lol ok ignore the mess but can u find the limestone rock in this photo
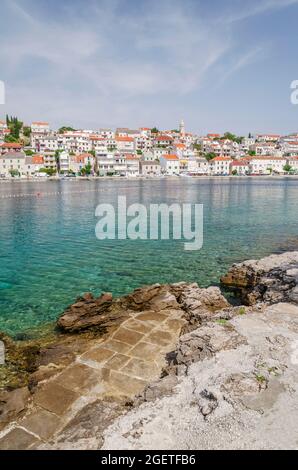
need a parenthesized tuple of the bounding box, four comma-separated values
(175, 323, 247, 369)
(221, 251, 298, 305)
(178, 284, 230, 329)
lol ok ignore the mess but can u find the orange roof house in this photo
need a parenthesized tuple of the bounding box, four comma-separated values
(1, 142, 22, 149)
(32, 155, 44, 164)
(211, 156, 233, 162)
(115, 136, 134, 142)
(161, 154, 179, 160)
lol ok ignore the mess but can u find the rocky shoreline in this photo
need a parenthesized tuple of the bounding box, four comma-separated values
(0, 251, 298, 450)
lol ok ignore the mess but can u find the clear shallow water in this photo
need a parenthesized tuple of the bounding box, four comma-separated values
(0, 177, 298, 337)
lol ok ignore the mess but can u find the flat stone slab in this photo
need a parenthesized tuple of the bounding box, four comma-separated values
(54, 363, 101, 393)
(129, 341, 161, 360)
(21, 407, 61, 440)
(103, 339, 132, 354)
(146, 329, 175, 347)
(105, 354, 131, 371)
(123, 318, 154, 334)
(108, 371, 147, 398)
(121, 358, 159, 381)
(113, 327, 144, 346)
(80, 347, 115, 364)
(34, 382, 79, 416)
(0, 427, 39, 450)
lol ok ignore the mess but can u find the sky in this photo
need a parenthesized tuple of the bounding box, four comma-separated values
(1, 0, 298, 135)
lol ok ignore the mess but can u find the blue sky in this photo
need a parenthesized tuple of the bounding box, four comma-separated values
(1, 0, 298, 134)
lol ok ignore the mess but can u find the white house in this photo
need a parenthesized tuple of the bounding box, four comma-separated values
(115, 136, 135, 153)
(287, 156, 298, 172)
(248, 156, 287, 174)
(231, 160, 250, 175)
(0, 142, 23, 154)
(59, 151, 70, 173)
(140, 161, 161, 177)
(152, 147, 168, 160)
(43, 152, 57, 170)
(209, 157, 233, 175)
(98, 129, 114, 139)
(252, 142, 280, 156)
(256, 134, 280, 143)
(33, 135, 59, 152)
(154, 135, 174, 147)
(0, 152, 44, 177)
(31, 122, 50, 135)
(0, 152, 26, 177)
(97, 153, 116, 176)
(70, 153, 95, 175)
(125, 155, 140, 177)
(160, 154, 180, 175)
(114, 153, 127, 175)
(187, 157, 210, 175)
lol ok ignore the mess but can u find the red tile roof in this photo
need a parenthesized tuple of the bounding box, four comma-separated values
(156, 135, 173, 141)
(162, 154, 179, 161)
(211, 156, 232, 161)
(232, 160, 249, 166)
(32, 155, 44, 164)
(1, 142, 22, 149)
(90, 135, 105, 141)
(116, 136, 134, 142)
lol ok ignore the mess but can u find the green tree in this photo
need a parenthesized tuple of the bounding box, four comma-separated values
(6, 115, 23, 140)
(39, 167, 57, 176)
(80, 162, 92, 176)
(9, 169, 20, 177)
(283, 163, 292, 173)
(4, 135, 19, 143)
(55, 149, 63, 172)
(221, 132, 243, 144)
(205, 152, 216, 161)
(58, 126, 76, 134)
(193, 143, 202, 151)
(151, 127, 159, 134)
(23, 126, 31, 138)
(248, 150, 256, 156)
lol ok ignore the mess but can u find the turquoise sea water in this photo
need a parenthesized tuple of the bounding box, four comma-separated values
(0, 177, 298, 337)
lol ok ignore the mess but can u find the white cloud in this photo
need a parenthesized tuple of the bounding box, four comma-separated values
(0, 0, 297, 130)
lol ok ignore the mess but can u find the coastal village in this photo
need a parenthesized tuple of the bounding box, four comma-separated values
(0, 118, 298, 179)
